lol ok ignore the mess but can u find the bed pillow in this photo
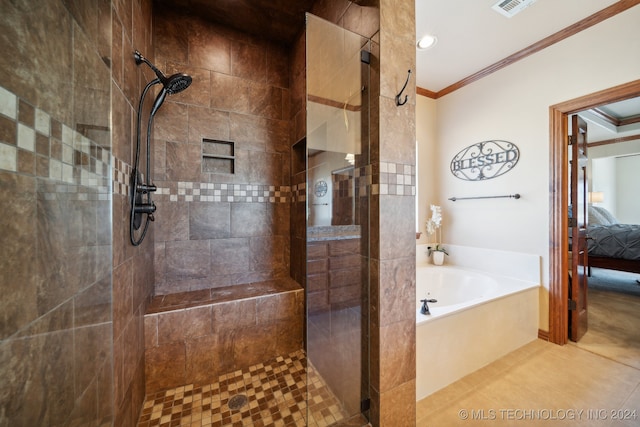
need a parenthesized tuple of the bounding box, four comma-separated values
(588, 205, 609, 225)
(592, 206, 618, 225)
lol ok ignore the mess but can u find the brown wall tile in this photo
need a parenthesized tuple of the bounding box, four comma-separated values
(379, 318, 415, 393)
(211, 298, 257, 333)
(0, 172, 37, 339)
(0, 330, 76, 425)
(145, 342, 186, 392)
(113, 259, 134, 339)
(378, 379, 416, 426)
(165, 239, 211, 282)
(144, 315, 158, 348)
(166, 141, 202, 181)
(187, 105, 231, 145)
(154, 4, 189, 65)
(378, 257, 415, 325)
(155, 200, 190, 241)
(190, 202, 231, 240)
(266, 45, 290, 89)
(185, 333, 234, 384)
(187, 18, 231, 73)
(232, 41, 267, 81)
(151, 9, 295, 302)
(154, 101, 189, 142)
(250, 235, 288, 274)
(230, 203, 269, 237)
(75, 276, 112, 327)
(233, 324, 278, 368)
(210, 237, 251, 275)
(157, 306, 213, 344)
(379, 97, 416, 165)
(378, 194, 415, 260)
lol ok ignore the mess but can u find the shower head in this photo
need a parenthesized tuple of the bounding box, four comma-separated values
(134, 50, 192, 115)
(134, 50, 192, 92)
(164, 73, 192, 94)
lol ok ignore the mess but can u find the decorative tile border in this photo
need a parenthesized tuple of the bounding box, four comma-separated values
(0, 85, 111, 199)
(292, 182, 306, 203)
(292, 161, 416, 203)
(154, 182, 291, 203)
(374, 161, 416, 196)
(0, 84, 414, 202)
(113, 156, 132, 197)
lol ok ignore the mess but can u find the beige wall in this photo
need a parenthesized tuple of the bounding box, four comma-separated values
(416, 95, 438, 244)
(417, 5, 640, 332)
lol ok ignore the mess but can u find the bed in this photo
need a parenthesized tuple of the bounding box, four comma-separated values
(587, 205, 640, 274)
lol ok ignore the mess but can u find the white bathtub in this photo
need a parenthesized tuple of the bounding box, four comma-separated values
(416, 263, 539, 400)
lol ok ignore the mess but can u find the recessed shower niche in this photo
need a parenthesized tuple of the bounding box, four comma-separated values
(202, 138, 235, 174)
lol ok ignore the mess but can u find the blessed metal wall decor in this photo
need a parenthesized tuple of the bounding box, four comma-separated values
(450, 140, 519, 181)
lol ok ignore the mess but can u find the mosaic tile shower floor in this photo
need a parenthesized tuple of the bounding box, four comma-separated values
(137, 350, 356, 427)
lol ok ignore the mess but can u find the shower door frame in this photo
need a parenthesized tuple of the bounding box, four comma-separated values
(304, 12, 372, 424)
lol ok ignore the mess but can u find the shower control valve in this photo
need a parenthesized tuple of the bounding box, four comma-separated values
(134, 202, 156, 216)
(136, 183, 157, 194)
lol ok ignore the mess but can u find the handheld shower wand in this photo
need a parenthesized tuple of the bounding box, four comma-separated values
(130, 51, 192, 246)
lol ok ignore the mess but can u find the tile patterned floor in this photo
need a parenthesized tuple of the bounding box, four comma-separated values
(137, 349, 352, 427)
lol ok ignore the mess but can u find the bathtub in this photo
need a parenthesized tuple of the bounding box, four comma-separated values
(415, 262, 539, 400)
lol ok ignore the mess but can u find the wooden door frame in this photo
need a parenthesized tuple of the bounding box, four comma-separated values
(548, 79, 640, 345)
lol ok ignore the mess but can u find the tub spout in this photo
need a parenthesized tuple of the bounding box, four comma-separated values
(420, 298, 437, 315)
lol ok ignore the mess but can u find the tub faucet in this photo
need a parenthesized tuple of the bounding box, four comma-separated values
(420, 298, 437, 315)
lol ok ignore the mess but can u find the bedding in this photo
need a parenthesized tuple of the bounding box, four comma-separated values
(587, 223, 640, 261)
(569, 205, 640, 273)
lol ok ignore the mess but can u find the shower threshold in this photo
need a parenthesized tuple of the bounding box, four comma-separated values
(136, 349, 366, 427)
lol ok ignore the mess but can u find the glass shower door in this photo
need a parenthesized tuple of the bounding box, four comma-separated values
(305, 13, 371, 426)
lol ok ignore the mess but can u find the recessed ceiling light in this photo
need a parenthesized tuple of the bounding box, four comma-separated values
(417, 34, 437, 50)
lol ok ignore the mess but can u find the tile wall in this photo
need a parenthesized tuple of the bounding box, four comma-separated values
(143, 279, 304, 393)
(369, 0, 417, 424)
(111, 0, 156, 426)
(0, 0, 113, 425)
(151, 5, 293, 295)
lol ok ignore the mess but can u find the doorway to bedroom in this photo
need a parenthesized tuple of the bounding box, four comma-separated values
(549, 80, 640, 357)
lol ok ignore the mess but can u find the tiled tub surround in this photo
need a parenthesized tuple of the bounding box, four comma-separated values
(144, 277, 304, 394)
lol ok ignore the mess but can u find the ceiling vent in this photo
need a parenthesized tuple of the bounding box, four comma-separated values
(492, 0, 538, 18)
